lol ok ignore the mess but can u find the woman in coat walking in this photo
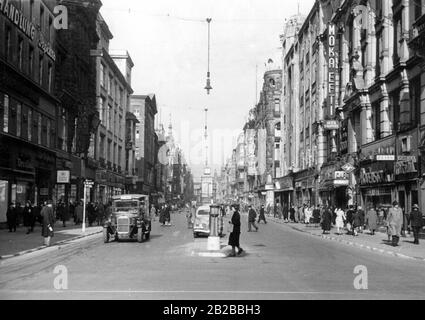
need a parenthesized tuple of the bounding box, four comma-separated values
(6, 202, 17, 232)
(365, 206, 378, 235)
(41, 200, 55, 246)
(387, 201, 403, 246)
(228, 204, 244, 257)
(321, 206, 332, 234)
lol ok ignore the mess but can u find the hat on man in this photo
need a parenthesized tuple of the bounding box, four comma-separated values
(413, 204, 419, 209)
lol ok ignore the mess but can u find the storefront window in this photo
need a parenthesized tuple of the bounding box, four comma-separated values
(0, 180, 8, 223)
(3, 94, 9, 133)
(16, 103, 22, 137)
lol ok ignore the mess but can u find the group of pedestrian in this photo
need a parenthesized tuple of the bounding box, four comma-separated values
(159, 203, 172, 226)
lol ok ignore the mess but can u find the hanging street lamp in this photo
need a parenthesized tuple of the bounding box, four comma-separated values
(204, 18, 213, 94)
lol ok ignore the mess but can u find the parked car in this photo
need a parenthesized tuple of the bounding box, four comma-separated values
(103, 194, 151, 243)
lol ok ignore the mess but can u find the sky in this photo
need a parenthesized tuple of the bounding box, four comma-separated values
(100, 0, 315, 179)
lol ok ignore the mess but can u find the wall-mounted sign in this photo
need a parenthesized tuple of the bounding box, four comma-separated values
(323, 120, 339, 130)
(40, 188, 49, 196)
(326, 23, 338, 116)
(57, 170, 70, 183)
(395, 156, 417, 175)
(360, 168, 394, 185)
(1, 0, 36, 40)
(376, 155, 395, 161)
(341, 163, 355, 173)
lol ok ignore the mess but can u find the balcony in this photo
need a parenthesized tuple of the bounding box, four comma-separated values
(409, 14, 425, 54)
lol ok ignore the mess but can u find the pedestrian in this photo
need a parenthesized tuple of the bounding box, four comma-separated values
(274, 202, 279, 218)
(283, 205, 289, 222)
(247, 205, 258, 232)
(321, 206, 332, 234)
(352, 207, 362, 236)
(75, 201, 83, 225)
(357, 206, 365, 233)
(151, 204, 157, 222)
(365, 206, 378, 235)
(304, 205, 312, 224)
(300, 204, 306, 223)
(228, 204, 244, 257)
(41, 200, 55, 246)
(345, 205, 355, 235)
(69, 201, 75, 224)
(96, 202, 105, 226)
(387, 200, 403, 247)
(335, 207, 346, 235)
(289, 204, 295, 222)
(6, 202, 17, 232)
(23, 201, 35, 234)
(377, 206, 385, 226)
(313, 205, 321, 227)
(61, 202, 70, 227)
(410, 204, 423, 245)
(258, 204, 267, 224)
(87, 202, 96, 227)
(186, 204, 194, 228)
(402, 206, 410, 237)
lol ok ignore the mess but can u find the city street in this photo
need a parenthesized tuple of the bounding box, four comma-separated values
(1, 210, 424, 300)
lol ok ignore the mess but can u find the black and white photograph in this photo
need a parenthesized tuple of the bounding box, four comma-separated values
(1, 0, 425, 304)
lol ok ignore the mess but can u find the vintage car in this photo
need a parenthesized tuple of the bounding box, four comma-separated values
(103, 194, 151, 243)
(193, 205, 224, 238)
(193, 205, 210, 238)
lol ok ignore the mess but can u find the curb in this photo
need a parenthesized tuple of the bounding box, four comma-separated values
(0, 230, 102, 260)
(267, 217, 425, 262)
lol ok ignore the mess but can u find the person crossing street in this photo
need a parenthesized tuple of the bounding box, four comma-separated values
(248, 205, 258, 232)
(257, 205, 267, 224)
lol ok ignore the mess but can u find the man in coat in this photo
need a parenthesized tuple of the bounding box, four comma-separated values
(41, 200, 55, 246)
(410, 204, 424, 245)
(247, 205, 258, 232)
(6, 202, 17, 232)
(366, 206, 378, 235)
(387, 200, 403, 246)
(228, 204, 243, 257)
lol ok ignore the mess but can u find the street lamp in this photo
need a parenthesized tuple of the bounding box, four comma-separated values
(204, 18, 213, 94)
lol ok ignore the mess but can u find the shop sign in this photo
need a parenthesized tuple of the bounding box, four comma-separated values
(326, 23, 338, 114)
(334, 179, 349, 186)
(364, 188, 392, 196)
(395, 156, 417, 175)
(341, 163, 355, 173)
(57, 170, 70, 183)
(376, 155, 395, 161)
(360, 168, 394, 185)
(1, 0, 36, 40)
(340, 119, 348, 154)
(323, 120, 339, 131)
(40, 188, 48, 196)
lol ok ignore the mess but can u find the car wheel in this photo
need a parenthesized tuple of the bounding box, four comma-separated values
(103, 228, 110, 243)
(137, 228, 144, 243)
(193, 232, 198, 238)
(145, 232, 150, 240)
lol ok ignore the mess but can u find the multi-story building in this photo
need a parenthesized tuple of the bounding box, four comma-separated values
(93, 13, 133, 203)
(328, 0, 424, 212)
(0, 0, 102, 223)
(125, 111, 138, 193)
(130, 94, 158, 195)
(252, 60, 282, 207)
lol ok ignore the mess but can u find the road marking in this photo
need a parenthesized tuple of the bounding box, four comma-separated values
(0, 289, 354, 295)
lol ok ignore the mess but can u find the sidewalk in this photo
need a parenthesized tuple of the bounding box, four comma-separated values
(0, 221, 102, 259)
(266, 215, 425, 262)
